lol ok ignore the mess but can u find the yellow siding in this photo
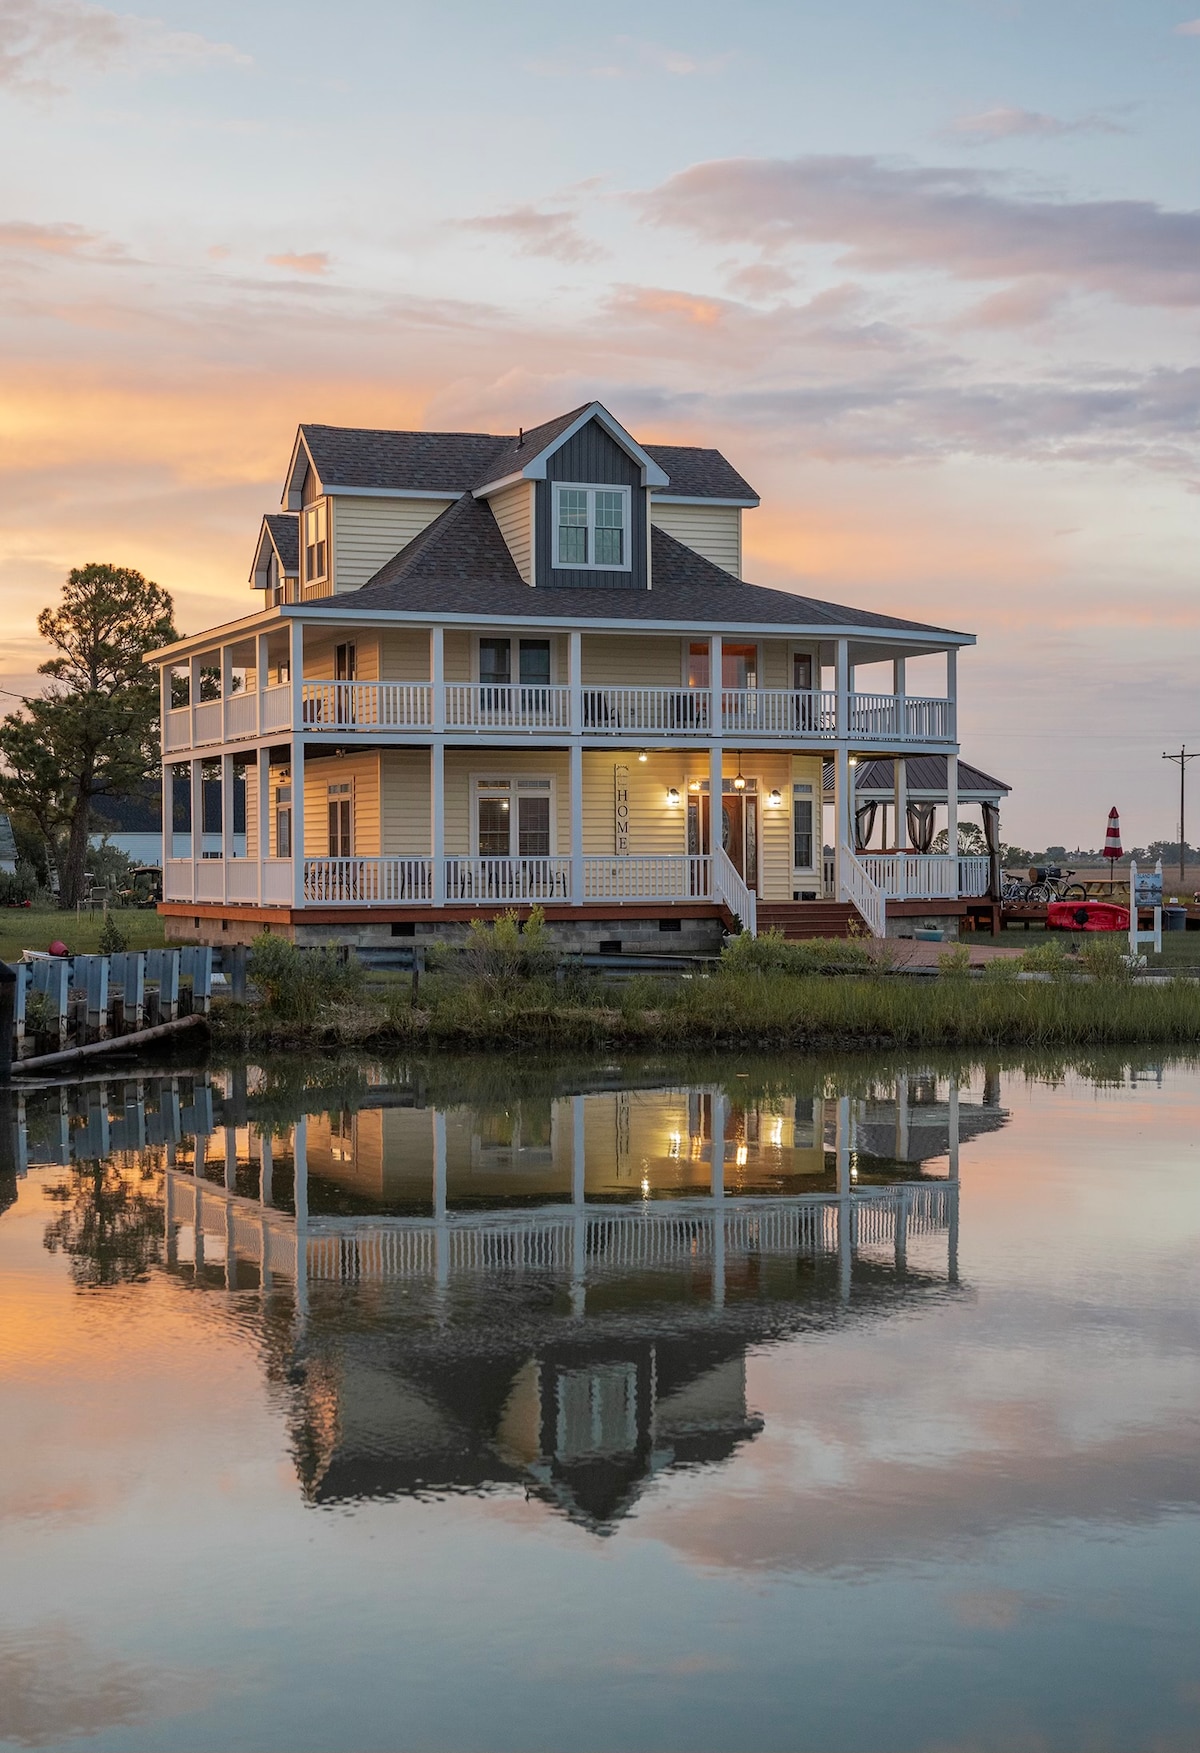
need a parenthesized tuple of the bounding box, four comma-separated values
(302, 751, 381, 856)
(790, 753, 824, 883)
(487, 480, 534, 584)
(761, 640, 789, 689)
(444, 748, 571, 855)
(244, 763, 259, 861)
(582, 750, 688, 856)
(443, 628, 472, 682)
(580, 634, 683, 686)
(331, 495, 453, 593)
(650, 501, 742, 577)
(380, 628, 431, 680)
(755, 750, 793, 901)
(301, 631, 380, 680)
(381, 749, 431, 855)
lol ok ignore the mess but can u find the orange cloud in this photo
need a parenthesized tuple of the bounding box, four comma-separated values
(266, 251, 331, 277)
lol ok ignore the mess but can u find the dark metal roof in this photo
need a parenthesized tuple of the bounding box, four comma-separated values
(264, 513, 298, 573)
(855, 755, 1010, 795)
(341, 494, 960, 635)
(296, 411, 758, 502)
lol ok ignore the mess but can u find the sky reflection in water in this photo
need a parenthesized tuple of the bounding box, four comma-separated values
(1, 1052, 1198, 1753)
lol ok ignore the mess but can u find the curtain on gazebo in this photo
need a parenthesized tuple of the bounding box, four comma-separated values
(854, 801, 878, 851)
(907, 801, 935, 853)
(982, 801, 1002, 899)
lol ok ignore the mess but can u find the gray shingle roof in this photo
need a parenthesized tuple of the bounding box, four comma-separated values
(264, 513, 298, 573)
(343, 494, 960, 635)
(855, 755, 1009, 795)
(296, 410, 758, 502)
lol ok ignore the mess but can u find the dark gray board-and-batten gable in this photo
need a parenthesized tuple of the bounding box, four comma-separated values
(536, 419, 647, 590)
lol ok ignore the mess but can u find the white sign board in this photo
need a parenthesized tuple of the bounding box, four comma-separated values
(1128, 858, 1163, 960)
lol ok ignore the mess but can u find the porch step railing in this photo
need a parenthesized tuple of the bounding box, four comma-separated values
(713, 847, 757, 936)
(852, 853, 990, 900)
(839, 845, 886, 936)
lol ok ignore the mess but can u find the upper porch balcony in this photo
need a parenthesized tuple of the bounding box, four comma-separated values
(163, 679, 954, 753)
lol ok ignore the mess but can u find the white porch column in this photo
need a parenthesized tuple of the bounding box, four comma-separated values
(946, 750, 960, 900)
(946, 646, 958, 744)
(834, 744, 850, 900)
(221, 643, 234, 740)
(708, 633, 722, 737)
(568, 628, 582, 732)
(430, 626, 444, 733)
(221, 752, 236, 898)
(570, 742, 584, 903)
(161, 744, 173, 870)
(835, 638, 849, 740)
(289, 617, 305, 908)
(291, 737, 305, 908)
(190, 757, 203, 883)
(430, 741, 445, 905)
(189, 653, 202, 745)
(256, 630, 270, 731)
(893, 655, 907, 745)
(257, 745, 271, 901)
(708, 743, 723, 888)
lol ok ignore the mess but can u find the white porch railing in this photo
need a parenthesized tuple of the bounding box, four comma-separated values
(713, 847, 757, 935)
(583, 854, 709, 901)
(262, 683, 292, 731)
(302, 682, 433, 730)
(582, 686, 710, 735)
(849, 694, 952, 741)
(304, 857, 433, 903)
(445, 856, 572, 902)
(722, 689, 838, 737)
(193, 699, 222, 745)
(444, 683, 571, 731)
(840, 845, 886, 936)
(853, 853, 990, 900)
(164, 706, 191, 752)
(224, 691, 258, 739)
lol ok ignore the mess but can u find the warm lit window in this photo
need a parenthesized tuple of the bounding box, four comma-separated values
(327, 781, 352, 858)
(688, 642, 758, 689)
(303, 502, 328, 589)
(474, 777, 554, 858)
(553, 484, 630, 570)
(793, 783, 815, 869)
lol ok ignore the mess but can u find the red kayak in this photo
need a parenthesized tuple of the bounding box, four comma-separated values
(1046, 899, 1130, 932)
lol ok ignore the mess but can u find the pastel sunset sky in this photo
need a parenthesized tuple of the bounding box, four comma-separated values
(2, 0, 1197, 847)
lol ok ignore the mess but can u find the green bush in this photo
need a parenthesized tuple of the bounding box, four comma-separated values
(937, 944, 971, 978)
(1080, 937, 1134, 984)
(720, 929, 876, 977)
(0, 863, 38, 905)
(1017, 937, 1071, 978)
(460, 906, 557, 992)
(248, 932, 365, 1022)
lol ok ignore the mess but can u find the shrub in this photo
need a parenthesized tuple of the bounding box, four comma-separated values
(460, 906, 557, 992)
(720, 929, 875, 977)
(1017, 937, 1071, 978)
(937, 944, 971, 978)
(1080, 936, 1134, 984)
(0, 863, 38, 905)
(97, 912, 128, 955)
(248, 932, 364, 1022)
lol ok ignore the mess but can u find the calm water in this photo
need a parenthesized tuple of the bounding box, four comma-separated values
(2, 1051, 1199, 1753)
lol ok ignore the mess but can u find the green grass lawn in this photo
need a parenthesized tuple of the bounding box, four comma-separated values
(999, 923, 1200, 971)
(0, 906, 166, 964)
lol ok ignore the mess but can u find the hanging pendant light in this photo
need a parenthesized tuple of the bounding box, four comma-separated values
(733, 753, 746, 792)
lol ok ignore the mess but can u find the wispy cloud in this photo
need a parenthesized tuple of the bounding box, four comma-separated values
(0, 0, 249, 95)
(0, 218, 125, 260)
(457, 204, 601, 265)
(1173, 18, 1200, 35)
(639, 154, 1200, 308)
(526, 35, 732, 81)
(265, 251, 330, 277)
(947, 104, 1128, 141)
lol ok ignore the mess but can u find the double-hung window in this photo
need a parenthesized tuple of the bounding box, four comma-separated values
(553, 484, 630, 571)
(474, 778, 554, 860)
(793, 783, 815, 871)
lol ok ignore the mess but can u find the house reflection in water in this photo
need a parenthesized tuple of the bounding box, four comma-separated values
(19, 1064, 1006, 1534)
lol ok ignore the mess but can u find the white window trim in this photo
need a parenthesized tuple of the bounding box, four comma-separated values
(788, 643, 818, 689)
(470, 774, 558, 857)
(552, 482, 633, 573)
(471, 635, 557, 684)
(792, 781, 816, 873)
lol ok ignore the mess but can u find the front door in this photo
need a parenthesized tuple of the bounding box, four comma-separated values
(693, 792, 758, 890)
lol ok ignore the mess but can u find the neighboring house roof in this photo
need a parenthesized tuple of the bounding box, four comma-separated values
(291, 408, 758, 503)
(264, 513, 299, 572)
(342, 494, 961, 636)
(853, 755, 1010, 796)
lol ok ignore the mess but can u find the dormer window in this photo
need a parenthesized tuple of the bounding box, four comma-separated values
(553, 484, 630, 571)
(303, 501, 328, 594)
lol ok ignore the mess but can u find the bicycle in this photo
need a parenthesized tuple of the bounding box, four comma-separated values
(1026, 865, 1088, 905)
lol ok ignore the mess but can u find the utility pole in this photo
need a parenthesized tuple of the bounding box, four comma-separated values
(1161, 746, 1200, 884)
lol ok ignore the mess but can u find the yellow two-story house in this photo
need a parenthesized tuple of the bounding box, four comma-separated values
(152, 400, 1006, 949)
